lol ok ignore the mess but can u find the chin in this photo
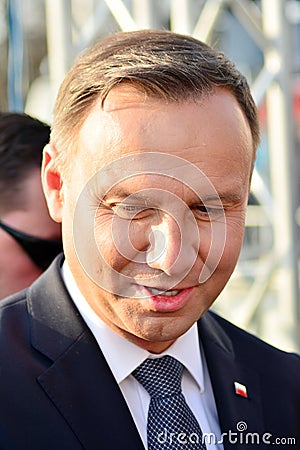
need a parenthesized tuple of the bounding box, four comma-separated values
(135, 315, 193, 343)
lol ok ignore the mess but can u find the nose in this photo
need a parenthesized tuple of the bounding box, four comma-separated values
(146, 213, 198, 277)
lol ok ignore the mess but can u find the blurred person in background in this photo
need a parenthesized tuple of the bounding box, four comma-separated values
(0, 112, 62, 299)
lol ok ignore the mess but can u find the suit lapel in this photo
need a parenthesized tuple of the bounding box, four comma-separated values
(199, 312, 265, 449)
(28, 257, 265, 449)
(28, 257, 144, 450)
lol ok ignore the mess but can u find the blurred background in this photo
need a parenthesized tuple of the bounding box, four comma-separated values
(1, 0, 300, 352)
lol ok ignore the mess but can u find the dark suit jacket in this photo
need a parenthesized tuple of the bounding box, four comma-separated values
(0, 256, 299, 449)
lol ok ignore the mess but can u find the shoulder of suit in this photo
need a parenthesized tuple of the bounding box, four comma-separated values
(0, 288, 27, 310)
(0, 254, 64, 319)
(206, 310, 300, 367)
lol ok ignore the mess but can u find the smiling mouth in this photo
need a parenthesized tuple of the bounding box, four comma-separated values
(146, 287, 183, 297)
(139, 285, 194, 312)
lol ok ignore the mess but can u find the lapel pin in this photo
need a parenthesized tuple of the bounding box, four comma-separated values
(234, 381, 248, 398)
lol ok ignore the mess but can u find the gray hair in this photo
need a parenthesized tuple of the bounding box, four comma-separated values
(51, 29, 260, 173)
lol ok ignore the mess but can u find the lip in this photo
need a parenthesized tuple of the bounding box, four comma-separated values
(138, 286, 195, 313)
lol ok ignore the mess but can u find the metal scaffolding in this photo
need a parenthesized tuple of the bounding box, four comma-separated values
(41, 0, 300, 351)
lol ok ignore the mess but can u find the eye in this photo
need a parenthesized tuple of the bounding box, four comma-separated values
(193, 204, 224, 220)
(111, 203, 154, 220)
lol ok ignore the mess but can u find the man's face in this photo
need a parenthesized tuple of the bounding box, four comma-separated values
(46, 85, 253, 353)
(0, 168, 62, 299)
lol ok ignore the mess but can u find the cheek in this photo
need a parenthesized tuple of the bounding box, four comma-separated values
(197, 221, 227, 271)
(196, 215, 245, 278)
(219, 217, 246, 269)
(102, 218, 150, 265)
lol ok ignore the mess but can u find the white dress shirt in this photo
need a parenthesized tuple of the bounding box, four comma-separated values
(62, 262, 223, 449)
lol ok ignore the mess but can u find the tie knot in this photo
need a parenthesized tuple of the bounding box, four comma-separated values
(132, 355, 184, 399)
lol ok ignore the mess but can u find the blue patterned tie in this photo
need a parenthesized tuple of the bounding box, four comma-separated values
(132, 355, 207, 449)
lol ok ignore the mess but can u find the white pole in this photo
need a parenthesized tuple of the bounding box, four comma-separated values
(170, 0, 193, 34)
(45, 0, 73, 114)
(262, 0, 300, 351)
(132, 0, 154, 29)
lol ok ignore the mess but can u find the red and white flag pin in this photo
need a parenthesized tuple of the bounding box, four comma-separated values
(234, 381, 248, 398)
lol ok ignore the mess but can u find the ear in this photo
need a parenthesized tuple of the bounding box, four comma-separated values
(41, 143, 64, 223)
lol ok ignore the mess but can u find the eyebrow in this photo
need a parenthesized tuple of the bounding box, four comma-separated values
(103, 187, 243, 205)
(103, 189, 153, 204)
(201, 193, 243, 204)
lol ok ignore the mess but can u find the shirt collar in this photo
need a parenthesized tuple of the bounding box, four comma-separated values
(61, 261, 204, 392)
